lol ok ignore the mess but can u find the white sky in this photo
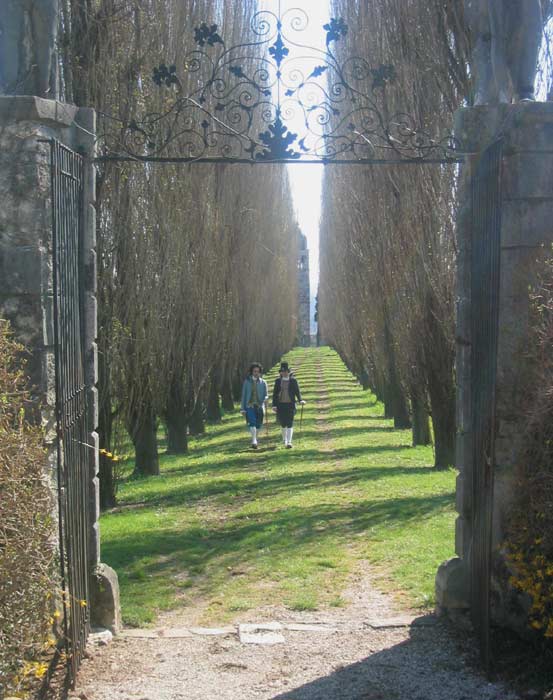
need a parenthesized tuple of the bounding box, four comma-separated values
(258, 0, 332, 297)
(285, 1, 331, 297)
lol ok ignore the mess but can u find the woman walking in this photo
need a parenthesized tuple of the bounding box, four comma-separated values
(272, 361, 305, 448)
(240, 362, 268, 449)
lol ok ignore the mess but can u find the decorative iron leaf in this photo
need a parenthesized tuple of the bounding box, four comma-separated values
(194, 23, 224, 47)
(152, 63, 178, 87)
(323, 18, 348, 46)
(256, 115, 300, 161)
(310, 65, 328, 79)
(269, 35, 289, 67)
(229, 66, 246, 79)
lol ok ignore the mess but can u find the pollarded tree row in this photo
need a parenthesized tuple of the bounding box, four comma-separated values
(60, 0, 301, 504)
(320, 0, 470, 469)
(319, 0, 553, 468)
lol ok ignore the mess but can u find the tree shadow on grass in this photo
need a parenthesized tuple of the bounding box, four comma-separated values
(103, 491, 454, 600)
(113, 463, 443, 510)
(200, 424, 400, 450)
(126, 443, 417, 485)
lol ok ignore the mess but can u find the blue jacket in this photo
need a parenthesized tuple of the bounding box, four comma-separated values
(241, 376, 268, 411)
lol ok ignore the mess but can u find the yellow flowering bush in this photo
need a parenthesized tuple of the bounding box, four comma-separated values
(504, 259, 553, 644)
(504, 541, 553, 640)
(0, 320, 59, 697)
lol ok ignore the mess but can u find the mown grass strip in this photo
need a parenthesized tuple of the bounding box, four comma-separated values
(100, 347, 456, 626)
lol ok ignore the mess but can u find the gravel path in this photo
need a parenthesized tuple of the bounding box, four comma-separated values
(75, 564, 517, 700)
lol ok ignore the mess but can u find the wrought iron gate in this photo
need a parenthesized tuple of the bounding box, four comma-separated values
(48, 139, 90, 682)
(469, 138, 503, 670)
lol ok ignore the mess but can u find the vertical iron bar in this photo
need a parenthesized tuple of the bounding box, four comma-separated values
(47, 139, 89, 684)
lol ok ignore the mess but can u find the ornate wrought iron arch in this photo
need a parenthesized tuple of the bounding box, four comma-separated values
(96, 3, 462, 165)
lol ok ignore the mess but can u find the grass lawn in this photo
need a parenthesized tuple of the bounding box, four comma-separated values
(100, 347, 456, 626)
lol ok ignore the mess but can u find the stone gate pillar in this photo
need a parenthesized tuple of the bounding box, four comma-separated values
(0, 95, 120, 632)
(436, 102, 553, 626)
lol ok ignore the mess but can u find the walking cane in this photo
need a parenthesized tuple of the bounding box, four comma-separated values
(299, 403, 304, 443)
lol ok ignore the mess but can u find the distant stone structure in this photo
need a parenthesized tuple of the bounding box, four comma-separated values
(297, 232, 311, 347)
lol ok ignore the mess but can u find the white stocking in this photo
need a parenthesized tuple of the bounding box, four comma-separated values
(282, 427, 287, 444)
(250, 426, 257, 444)
(288, 427, 294, 444)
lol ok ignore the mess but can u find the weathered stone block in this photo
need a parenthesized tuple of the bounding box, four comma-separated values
(501, 199, 553, 248)
(84, 293, 98, 347)
(43, 294, 55, 347)
(502, 152, 553, 201)
(435, 556, 469, 611)
(90, 563, 121, 633)
(84, 246, 97, 295)
(0, 245, 43, 295)
(505, 102, 553, 152)
(455, 473, 471, 518)
(87, 386, 99, 432)
(456, 420, 472, 467)
(454, 105, 511, 153)
(0, 95, 78, 127)
(455, 516, 471, 558)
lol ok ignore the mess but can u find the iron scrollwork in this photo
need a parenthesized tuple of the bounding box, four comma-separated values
(98, 6, 460, 164)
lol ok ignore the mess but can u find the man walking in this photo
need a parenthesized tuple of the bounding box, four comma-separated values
(241, 363, 268, 449)
(272, 361, 305, 448)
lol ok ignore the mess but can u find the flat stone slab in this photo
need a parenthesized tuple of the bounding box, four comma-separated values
(239, 630, 286, 645)
(238, 623, 285, 645)
(365, 615, 437, 629)
(122, 626, 235, 639)
(239, 622, 282, 633)
(284, 623, 337, 633)
(189, 626, 236, 636)
(121, 629, 161, 639)
(156, 628, 194, 638)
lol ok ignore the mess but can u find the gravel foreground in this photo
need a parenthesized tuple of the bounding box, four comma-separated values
(74, 566, 518, 700)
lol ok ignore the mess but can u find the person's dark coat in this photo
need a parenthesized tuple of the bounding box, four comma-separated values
(272, 374, 302, 407)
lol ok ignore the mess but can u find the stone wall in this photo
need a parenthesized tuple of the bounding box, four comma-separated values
(0, 95, 119, 632)
(437, 102, 553, 627)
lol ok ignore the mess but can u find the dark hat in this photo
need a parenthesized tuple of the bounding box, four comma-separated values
(279, 362, 290, 372)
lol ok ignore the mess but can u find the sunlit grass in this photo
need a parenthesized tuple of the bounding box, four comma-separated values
(100, 347, 456, 626)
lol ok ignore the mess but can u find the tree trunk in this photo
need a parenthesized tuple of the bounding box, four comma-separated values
(206, 379, 222, 423)
(128, 404, 159, 476)
(188, 399, 205, 435)
(357, 368, 370, 390)
(427, 373, 456, 469)
(232, 371, 242, 402)
(383, 381, 394, 419)
(382, 321, 411, 429)
(165, 410, 188, 454)
(411, 388, 432, 446)
(391, 381, 411, 429)
(164, 380, 188, 453)
(221, 376, 234, 412)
